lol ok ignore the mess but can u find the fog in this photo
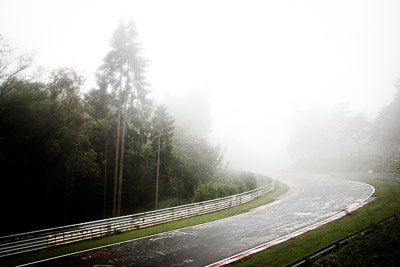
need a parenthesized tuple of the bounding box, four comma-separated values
(2, 0, 400, 175)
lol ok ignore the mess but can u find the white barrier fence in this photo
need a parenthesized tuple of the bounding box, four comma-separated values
(329, 172, 400, 182)
(0, 180, 274, 258)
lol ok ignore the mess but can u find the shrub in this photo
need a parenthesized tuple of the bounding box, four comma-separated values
(157, 197, 189, 209)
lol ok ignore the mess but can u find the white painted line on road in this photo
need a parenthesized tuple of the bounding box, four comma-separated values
(18, 181, 279, 267)
(206, 181, 375, 267)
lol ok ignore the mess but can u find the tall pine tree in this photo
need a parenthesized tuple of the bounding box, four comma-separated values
(98, 19, 150, 217)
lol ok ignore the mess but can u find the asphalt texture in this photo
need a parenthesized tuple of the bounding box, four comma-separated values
(24, 176, 374, 267)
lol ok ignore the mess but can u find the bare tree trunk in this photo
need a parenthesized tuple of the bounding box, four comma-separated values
(103, 137, 108, 218)
(64, 142, 79, 224)
(117, 95, 127, 216)
(382, 146, 386, 173)
(356, 138, 362, 157)
(113, 74, 123, 217)
(64, 163, 76, 224)
(155, 131, 161, 209)
(63, 170, 71, 224)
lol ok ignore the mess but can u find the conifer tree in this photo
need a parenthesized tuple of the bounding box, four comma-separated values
(98, 19, 149, 216)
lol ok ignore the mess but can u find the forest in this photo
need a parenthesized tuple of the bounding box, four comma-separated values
(287, 86, 400, 173)
(0, 21, 257, 236)
(2, 18, 399, 237)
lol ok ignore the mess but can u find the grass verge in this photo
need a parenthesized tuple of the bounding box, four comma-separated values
(0, 180, 288, 267)
(314, 215, 400, 266)
(228, 179, 400, 267)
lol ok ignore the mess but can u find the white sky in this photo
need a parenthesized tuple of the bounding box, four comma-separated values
(1, 0, 400, 174)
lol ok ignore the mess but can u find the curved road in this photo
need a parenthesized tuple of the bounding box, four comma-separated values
(23, 175, 374, 267)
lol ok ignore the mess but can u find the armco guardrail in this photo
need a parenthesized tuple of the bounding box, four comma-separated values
(284, 172, 400, 267)
(0, 180, 274, 258)
(330, 172, 400, 182)
(285, 213, 400, 267)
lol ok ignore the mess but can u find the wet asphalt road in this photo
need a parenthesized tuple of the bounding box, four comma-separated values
(24, 175, 374, 267)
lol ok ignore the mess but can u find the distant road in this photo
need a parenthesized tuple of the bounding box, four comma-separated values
(23, 175, 374, 267)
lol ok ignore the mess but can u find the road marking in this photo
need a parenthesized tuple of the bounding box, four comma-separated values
(173, 229, 197, 236)
(206, 181, 375, 267)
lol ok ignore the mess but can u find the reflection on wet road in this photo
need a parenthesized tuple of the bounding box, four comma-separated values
(24, 175, 374, 267)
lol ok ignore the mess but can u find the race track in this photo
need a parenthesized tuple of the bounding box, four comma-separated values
(23, 175, 374, 267)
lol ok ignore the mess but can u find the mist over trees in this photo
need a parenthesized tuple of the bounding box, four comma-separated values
(288, 86, 400, 173)
(164, 90, 212, 139)
(0, 22, 256, 235)
(0, 35, 33, 100)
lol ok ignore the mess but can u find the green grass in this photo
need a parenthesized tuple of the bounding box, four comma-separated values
(313, 215, 400, 266)
(0, 180, 288, 267)
(229, 179, 400, 267)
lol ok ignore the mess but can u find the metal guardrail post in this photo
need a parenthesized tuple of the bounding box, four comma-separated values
(0, 179, 274, 258)
(285, 213, 400, 267)
(285, 172, 400, 267)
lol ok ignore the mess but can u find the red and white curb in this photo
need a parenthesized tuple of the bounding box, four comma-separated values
(206, 183, 375, 267)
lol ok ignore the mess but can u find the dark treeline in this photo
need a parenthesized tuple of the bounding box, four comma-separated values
(288, 86, 400, 173)
(0, 21, 257, 236)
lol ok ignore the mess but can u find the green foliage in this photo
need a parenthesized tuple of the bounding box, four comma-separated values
(97, 18, 152, 217)
(0, 181, 287, 267)
(288, 91, 400, 172)
(157, 198, 189, 209)
(221, 170, 258, 191)
(192, 171, 257, 202)
(0, 25, 236, 234)
(192, 183, 221, 202)
(372, 87, 400, 147)
(46, 68, 100, 222)
(0, 34, 33, 100)
(229, 179, 400, 267)
(0, 81, 51, 232)
(169, 130, 227, 200)
(149, 105, 175, 171)
(372, 86, 400, 173)
(314, 217, 400, 266)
